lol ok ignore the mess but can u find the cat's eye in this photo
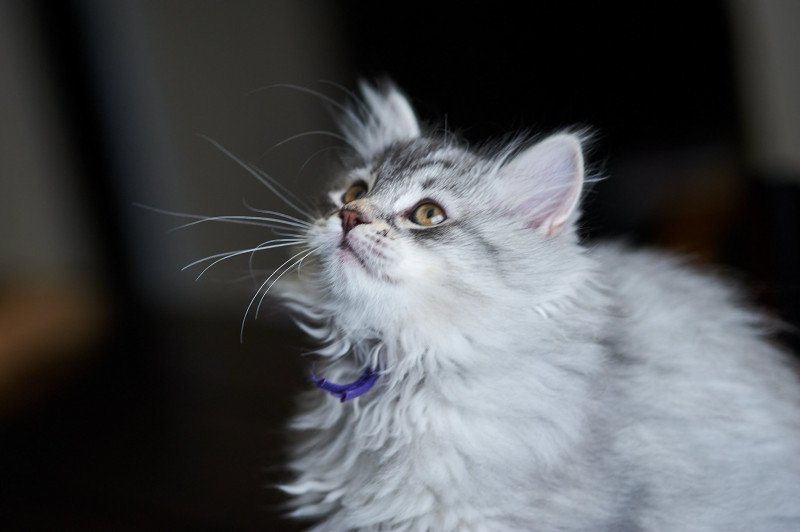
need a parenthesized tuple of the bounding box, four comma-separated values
(342, 182, 368, 204)
(410, 202, 447, 226)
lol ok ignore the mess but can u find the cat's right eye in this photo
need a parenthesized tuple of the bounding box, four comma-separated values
(342, 182, 368, 204)
(410, 201, 447, 226)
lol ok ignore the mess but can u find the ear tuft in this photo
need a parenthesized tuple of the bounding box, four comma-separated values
(339, 80, 421, 157)
(497, 133, 585, 236)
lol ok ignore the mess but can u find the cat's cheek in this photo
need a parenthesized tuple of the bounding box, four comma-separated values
(388, 245, 443, 284)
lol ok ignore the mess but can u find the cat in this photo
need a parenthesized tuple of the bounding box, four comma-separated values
(266, 81, 800, 531)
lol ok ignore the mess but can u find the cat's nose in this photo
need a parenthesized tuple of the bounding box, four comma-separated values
(340, 208, 368, 234)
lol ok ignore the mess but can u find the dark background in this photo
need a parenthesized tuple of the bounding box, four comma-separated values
(1, 1, 798, 530)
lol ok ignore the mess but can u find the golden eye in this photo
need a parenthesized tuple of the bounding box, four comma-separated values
(411, 202, 447, 226)
(342, 182, 368, 204)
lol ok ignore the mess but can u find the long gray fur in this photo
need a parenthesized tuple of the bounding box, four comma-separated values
(277, 81, 800, 531)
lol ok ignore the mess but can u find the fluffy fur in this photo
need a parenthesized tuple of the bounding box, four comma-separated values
(276, 82, 800, 530)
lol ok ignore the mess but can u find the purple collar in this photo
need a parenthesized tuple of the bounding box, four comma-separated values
(311, 367, 379, 402)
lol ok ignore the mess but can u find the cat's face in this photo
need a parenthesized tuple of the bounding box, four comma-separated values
(302, 83, 586, 333)
(307, 141, 495, 322)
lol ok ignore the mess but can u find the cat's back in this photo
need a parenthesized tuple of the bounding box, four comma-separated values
(590, 242, 800, 415)
(590, 242, 793, 377)
(588, 243, 800, 529)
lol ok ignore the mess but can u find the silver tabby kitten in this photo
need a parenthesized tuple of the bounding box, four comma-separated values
(276, 82, 800, 531)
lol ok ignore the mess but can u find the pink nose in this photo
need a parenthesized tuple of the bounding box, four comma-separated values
(340, 209, 366, 233)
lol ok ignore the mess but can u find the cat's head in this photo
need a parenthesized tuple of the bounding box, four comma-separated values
(302, 82, 590, 337)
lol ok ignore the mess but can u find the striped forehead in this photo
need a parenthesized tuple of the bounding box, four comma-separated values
(365, 140, 477, 194)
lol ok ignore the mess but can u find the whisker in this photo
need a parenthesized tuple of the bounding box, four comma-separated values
(249, 235, 304, 282)
(268, 130, 349, 151)
(241, 162, 317, 214)
(206, 272, 269, 285)
(250, 82, 366, 147)
(184, 239, 304, 278)
(297, 145, 348, 176)
(241, 199, 313, 226)
(255, 247, 318, 320)
(194, 246, 300, 282)
(198, 135, 317, 221)
(243, 162, 319, 219)
(135, 204, 308, 232)
(173, 214, 310, 232)
(316, 80, 365, 113)
(183, 239, 303, 270)
(248, 83, 355, 121)
(270, 228, 306, 238)
(240, 246, 318, 342)
(192, 246, 304, 283)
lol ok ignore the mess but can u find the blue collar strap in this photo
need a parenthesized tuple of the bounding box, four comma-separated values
(311, 367, 379, 402)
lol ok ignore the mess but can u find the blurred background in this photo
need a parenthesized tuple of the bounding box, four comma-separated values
(1, 0, 798, 529)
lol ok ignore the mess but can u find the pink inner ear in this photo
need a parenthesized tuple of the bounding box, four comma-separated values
(499, 134, 584, 235)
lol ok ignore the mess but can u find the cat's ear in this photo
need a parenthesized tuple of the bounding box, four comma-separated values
(496, 133, 584, 236)
(340, 80, 421, 157)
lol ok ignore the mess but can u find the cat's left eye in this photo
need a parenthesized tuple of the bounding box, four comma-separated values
(410, 202, 447, 226)
(342, 181, 368, 204)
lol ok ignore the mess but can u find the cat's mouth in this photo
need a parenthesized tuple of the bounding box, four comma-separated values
(339, 239, 370, 271)
(338, 237, 397, 284)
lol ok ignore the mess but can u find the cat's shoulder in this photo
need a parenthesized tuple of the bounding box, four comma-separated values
(587, 241, 747, 305)
(584, 241, 775, 346)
